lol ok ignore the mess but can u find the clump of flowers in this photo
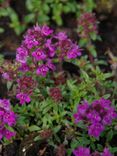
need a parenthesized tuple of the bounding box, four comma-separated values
(0, 99, 16, 140)
(16, 76, 37, 105)
(73, 146, 91, 156)
(73, 147, 113, 156)
(74, 98, 117, 138)
(49, 87, 62, 102)
(78, 12, 98, 39)
(16, 25, 81, 77)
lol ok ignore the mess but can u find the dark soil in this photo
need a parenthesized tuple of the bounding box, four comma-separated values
(1, 140, 55, 156)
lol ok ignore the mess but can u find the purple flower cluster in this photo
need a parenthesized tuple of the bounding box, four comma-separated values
(16, 25, 81, 77)
(78, 12, 98, 39)
(0, 99, 16, 140)
(73, 147, 113, 156)
(74, 98, 117, 138)
(73, 147, 90, 156)
(49, 87, 62, 102)
(16, 76, 37, 105)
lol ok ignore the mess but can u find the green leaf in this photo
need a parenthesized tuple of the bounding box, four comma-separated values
(79, 38, 88, 47)
(89, 46, 97, 57)
(90, 32, 97, 41)
(103, 94, 111, 99)
(110, 147, 117, 154)
(107, 130, 113, 142)
(28, 125, 40, 132)
(104, 73, 113, 79)
(70, 139, 79, 149)
(0, 54, 4, 65)
(97, 144, 103, 152)
(53, 125, 61, 133)
(24, 14, 35, 23)
(34, 135, 41, 141)
(7, 81, 12, 90)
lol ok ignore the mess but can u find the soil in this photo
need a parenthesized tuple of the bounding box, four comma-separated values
(1, 140, 55, 156)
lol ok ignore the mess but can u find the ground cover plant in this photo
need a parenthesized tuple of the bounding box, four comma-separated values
(0, 23, 117, 156)
(0, 1, 117, 155)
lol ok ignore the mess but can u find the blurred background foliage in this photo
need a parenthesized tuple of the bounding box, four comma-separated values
(0, 0, 117, 55)
(0, 0, 96, 35)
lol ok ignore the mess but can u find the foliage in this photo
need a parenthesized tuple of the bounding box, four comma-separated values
(0, 1, 117, 154)
(0, 0, 96, 35)
(0, 27, 117, 154)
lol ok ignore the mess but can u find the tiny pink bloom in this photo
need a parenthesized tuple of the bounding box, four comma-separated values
(67, 45, 81, 59)
(16, 46, 28, 63)
(73, 147, 91, 156)
(19, 63, 29, 72)
(101, 148, 113, 156)
(46, 59, 56, 71)
(55, 32, 67, 40)
(32, 49, 46, 61)
(16, 93, 31, 105)
(36, 65, 49, 77)
(88, 123, 104, 138)
(4, 129, 16, 140)
(3, 111, 16, 126)
(42, 25, 53, 36)
(2, 73, 10, 80)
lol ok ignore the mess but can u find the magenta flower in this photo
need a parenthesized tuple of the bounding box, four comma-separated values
(16, 93, 31, 105)
(77, 101, 89, 115)
(74, 98, 117, 138)
(18, 63, 30, 72)
(92, 98, 111, 111)
(4, 129, 16, 140)
(73, 147, 113, 156)
(36, 65, 49, 77)
(55, 32, 67, 40)
(45, 39, 55, 57)
(42, 25, 53, 36)
(102, 108, 117, 125)
(0, 99, 10, 111)
(2, 72, 10, 80)
(0, 99, 16, 140)
(73, 147, 91, 156)
(24, 30, 39, 49)
(3, 111, 16, 126)
(74, 101, 89, 123)
(101, 148, 113, 156)
(32, 49, 46, 61)
(46, 59, 56, 71)
(16, 46, 28, 63)
(67, 45, 81, 59)
(88, 123, 104, 138)
(87, 110, 101, 123)
(16, 25, 81, 77)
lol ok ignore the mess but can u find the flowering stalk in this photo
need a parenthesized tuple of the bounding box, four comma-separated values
(14, 25, 81, 104)
(0, 99, 16, 140)
(78, 12, 98, 61)
(16, 25, 81, 77)
(74, 98, 117, 138)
